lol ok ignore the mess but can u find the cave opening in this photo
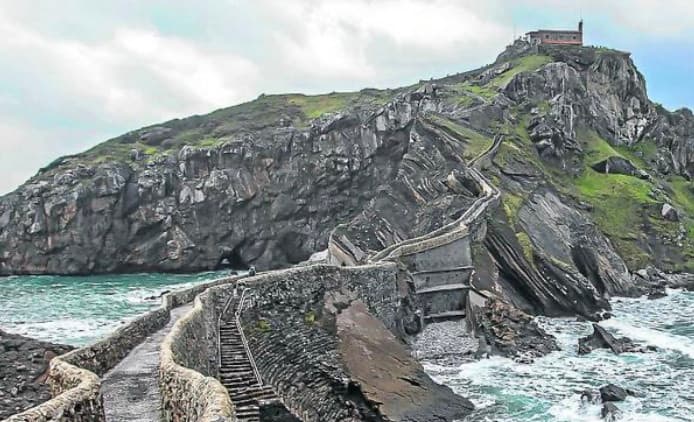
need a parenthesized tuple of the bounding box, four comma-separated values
(216, 246, 249, 271)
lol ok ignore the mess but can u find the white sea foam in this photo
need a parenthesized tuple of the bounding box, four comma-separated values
(417, 290, 694, 421)
(602, 318, 694, 359)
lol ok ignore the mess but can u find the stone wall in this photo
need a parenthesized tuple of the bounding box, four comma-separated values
(3, 275, 236, 422)
(159, 291, 234, 422)
(235, 263, 409, 420)
(3, 358, 102, 422)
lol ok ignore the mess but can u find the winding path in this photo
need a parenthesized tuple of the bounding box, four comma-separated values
(101, 304, 192, 422)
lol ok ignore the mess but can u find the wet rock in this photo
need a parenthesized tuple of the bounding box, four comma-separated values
(578, 323, 645, 355)
(601, 402, 621, 420)
(600, 384, 627, 402)
(580, 389, 600, 404)
(647, 286, 667, 300)
(471, 299, 559, 360)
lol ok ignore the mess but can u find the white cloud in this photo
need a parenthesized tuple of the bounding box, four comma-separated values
(524, 0, 694, 38)
(0, 0, 690, 194)
(261, 0, 508, 81)
(0, 14, 260, 123)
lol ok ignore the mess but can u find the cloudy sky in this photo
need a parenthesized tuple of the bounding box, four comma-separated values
(0, 0, 692, 194)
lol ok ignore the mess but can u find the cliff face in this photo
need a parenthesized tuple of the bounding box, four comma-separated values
(0, 43, 692, 280)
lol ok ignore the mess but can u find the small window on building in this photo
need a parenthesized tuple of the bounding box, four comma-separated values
(545, 34, 549, 38)
(572, 36, 576, 40)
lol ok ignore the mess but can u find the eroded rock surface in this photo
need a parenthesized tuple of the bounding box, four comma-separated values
(1, 44, 692, 276)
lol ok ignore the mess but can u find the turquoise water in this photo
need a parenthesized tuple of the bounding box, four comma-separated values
(423, 289, 694, 422)
(0, 271, 227, 346)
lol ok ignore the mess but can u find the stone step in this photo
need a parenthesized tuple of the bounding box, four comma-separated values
(412, 265, 474, 275)
(416, 283, 471, 294)
(424, 310, 466, 322)
(223, 380, 257, 389)
(231, 387, 276, 401)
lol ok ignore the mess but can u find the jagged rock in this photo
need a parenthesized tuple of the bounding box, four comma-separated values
(580, 389, 600, 404)
(0, 43, 691, 279)
(647, 286, 667, 300)
(578, 323, 645, 355)
(600, 384, 628, 402)
(471, 299, 559, 360)
(601, 402, 621, 421)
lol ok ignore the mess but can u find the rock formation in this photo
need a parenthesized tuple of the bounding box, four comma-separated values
(0, 330, 74, 419)
(0, 42, 691, 340)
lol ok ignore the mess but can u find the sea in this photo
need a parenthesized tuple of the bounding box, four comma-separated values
(1, 274, 691, 421)
(0, 271, 227, 345)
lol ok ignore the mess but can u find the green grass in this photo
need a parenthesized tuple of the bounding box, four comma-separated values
(581, 130, 624, 165)
(573, 169, 656, 268)
(515, 231, 535, 263)
(667, 176, 694, 212)
(502, 192, 525, 222)
(287, 93, 358, 119)
(304, 311, 316, 325)
(256, 320, 271, 332)
(575, 169, 654, 203)
(491, 55, 553, 88)
(429, 115, 493, 160)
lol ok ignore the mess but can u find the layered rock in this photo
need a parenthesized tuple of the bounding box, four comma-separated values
(1, 44, 691, 277)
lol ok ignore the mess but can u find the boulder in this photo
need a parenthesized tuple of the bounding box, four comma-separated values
(600, 384, 627, 402)
(578, 323, 644, 355)
(661, 203, 679, 221)
(591, 156, 639, 176)
(601, 402, 621, 421)
(647, 286, 667, 300)
(471, 299, 560, 360)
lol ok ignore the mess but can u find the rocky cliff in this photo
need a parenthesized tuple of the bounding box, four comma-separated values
(1, 42, 692, 285)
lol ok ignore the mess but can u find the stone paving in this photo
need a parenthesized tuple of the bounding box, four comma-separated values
(101, 304, 192, 422)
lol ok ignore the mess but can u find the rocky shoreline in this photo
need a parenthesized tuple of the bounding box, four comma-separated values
(0, 330, 73, 419)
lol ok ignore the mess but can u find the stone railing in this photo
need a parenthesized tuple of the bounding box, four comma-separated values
(3, 275, 236, 422)
(3, 357, 102, 422)
(371, 167, 499, 262)
(235, 288, 263, 386)
(160, 290, 234, 422)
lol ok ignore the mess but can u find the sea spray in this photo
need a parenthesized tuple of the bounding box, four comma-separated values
(417, 290, 694, 421)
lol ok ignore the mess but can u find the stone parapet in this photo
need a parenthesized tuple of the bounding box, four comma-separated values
(160, 291, 235, 422)
(3, 275, 236, 422)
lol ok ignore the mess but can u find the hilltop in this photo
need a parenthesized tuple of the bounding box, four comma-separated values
(0, 41, 692, 277)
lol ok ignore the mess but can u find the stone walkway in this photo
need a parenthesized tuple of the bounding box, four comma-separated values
(101, 304, 192, 422)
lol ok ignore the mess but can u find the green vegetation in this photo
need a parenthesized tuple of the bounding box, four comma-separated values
(64, 88, 399, 168)
(304, 310, 316, 325)
(502, 192, 525, 223)
(498, 124, 688, 269)
(492, 55, 552, 88)
(453, 55, 552, 101)
(256, 319, 271, 332)
(429, 115, 493, 160)
(582, 129, 624, 164)
(515, 231, 535, 263)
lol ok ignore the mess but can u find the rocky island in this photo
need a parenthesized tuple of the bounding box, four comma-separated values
(1, 39, 692, 421)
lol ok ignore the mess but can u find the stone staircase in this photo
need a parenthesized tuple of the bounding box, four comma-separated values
(413, 266, 474, 322)
(219, 294, 279, 422)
